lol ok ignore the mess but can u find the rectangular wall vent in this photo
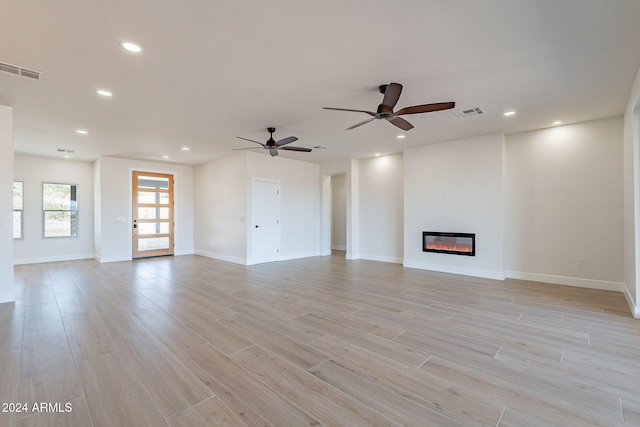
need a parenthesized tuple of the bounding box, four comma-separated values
(0, 61, 41, 82)
(454, 107, 485, 119)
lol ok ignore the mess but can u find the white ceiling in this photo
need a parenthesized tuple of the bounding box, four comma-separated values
(2, 0, 640, 165)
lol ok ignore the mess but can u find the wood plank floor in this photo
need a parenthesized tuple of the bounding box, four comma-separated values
(1, 252, 639, 426)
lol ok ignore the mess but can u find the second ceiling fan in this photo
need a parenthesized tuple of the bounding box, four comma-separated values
(235, 127, 312, 157)
(324, 82, 455, 131)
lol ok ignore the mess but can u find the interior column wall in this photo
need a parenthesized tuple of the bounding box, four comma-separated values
(0, 105, 14, 303)
(623, 63, 640, 317)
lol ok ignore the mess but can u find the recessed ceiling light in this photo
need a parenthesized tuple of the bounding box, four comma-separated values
(97, 89, 113, 97)
(76, 129, 88, 135)
(375, 153, 381, 157)
(396, 135, 406, 139)
(553, 120, 563, 126)
(162, 155, 170, 159)
(121, 42, 142, 53)
(181, 147, 190, 151)
(503, 110, 516, 117)
(63, 155, 71, 158)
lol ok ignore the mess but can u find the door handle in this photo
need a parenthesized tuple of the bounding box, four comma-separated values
(255, 225, 261, 228)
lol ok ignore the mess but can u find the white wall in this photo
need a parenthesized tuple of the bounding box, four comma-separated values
(96, 156, 194, 262)
(359, 153, 403, 263)
(13, 155, 95, 264)
(194, 152, 248, 264)
(0, 106, 14, 303)
(194, 151, 320, 264)
(330, 174, 346, 250)
(623, 64, 640, 317)
(247, 152, 320, 261)
(506, 117, 624, 291)
(404, 133, 505, 279)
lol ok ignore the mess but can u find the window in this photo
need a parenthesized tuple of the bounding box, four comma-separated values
(13, 181, 23, 239)
(43, 183, 78, 238)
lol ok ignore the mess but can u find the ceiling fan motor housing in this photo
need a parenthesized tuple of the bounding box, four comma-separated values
(267, 127, 276, 146)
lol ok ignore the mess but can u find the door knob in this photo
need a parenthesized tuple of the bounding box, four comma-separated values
(255, 225, 261, 228)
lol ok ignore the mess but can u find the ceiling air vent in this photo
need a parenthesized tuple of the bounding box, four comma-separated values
(0, 61, 41, 82)
(57, 148, 74, 153)
(454, 107, 485, 119)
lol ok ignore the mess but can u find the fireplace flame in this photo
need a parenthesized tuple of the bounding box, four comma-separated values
(425, 243, 473, 252)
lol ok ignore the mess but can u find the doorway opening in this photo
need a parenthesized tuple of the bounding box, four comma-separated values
(132, 171, 174, 259)
(331, 173, 347, 257)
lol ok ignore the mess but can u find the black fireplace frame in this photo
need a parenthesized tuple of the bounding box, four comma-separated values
(423, 231, 476, 256)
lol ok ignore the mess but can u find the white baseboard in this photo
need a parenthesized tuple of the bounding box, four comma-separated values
(320, 250, 332, 256)
(97, 255, 131, 263)
(174, 249, 195, 256)
(359, 253, 403, 264)
(194, 249, 247, 265)
(279, 251, 321, 261)
(506, 271, 625, 293)
(403, 260, 507, 280)
(621, 282, 639, 318)
(0, 291, 15, 304)
(331, 245, 346, 251)
(14, 253, 95, 265)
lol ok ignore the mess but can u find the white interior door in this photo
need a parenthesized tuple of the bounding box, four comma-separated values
(252, 179, 280, 264)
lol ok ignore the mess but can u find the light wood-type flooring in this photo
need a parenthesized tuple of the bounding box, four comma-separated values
(1, 252, 639, 426)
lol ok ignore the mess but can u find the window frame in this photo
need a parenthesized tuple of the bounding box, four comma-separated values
(42, 182, 79, 238)
(13, 181, 23, 240)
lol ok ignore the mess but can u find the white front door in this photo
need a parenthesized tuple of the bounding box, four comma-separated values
(132, 171, 174, 259)
(251, 179, 280, 264)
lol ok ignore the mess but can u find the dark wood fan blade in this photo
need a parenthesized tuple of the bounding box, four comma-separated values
(380, 82, 403, 113)
(346, 117, 376, 130)
(236, 136, 267, 148)
(395, 102, 455, 116)
(269, 148, 278, 157)
(280, 146, 312, 152)
(323, 107, 376, 116)
(387, 116, 414, 131)
(275, 136, 298, 147)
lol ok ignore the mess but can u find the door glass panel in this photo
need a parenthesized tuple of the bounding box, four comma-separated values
(137, 176, 169, 190)
(137, 191, 170, 204)
(138, 222, 170, 235)
(138, 237, 170, 251)
(138, 207, 170, 219)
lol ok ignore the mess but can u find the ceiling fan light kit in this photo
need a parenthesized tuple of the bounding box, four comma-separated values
(324, 82, 455, 131)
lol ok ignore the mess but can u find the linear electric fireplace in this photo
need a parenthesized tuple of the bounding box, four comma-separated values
(423, 231, 475, 256)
